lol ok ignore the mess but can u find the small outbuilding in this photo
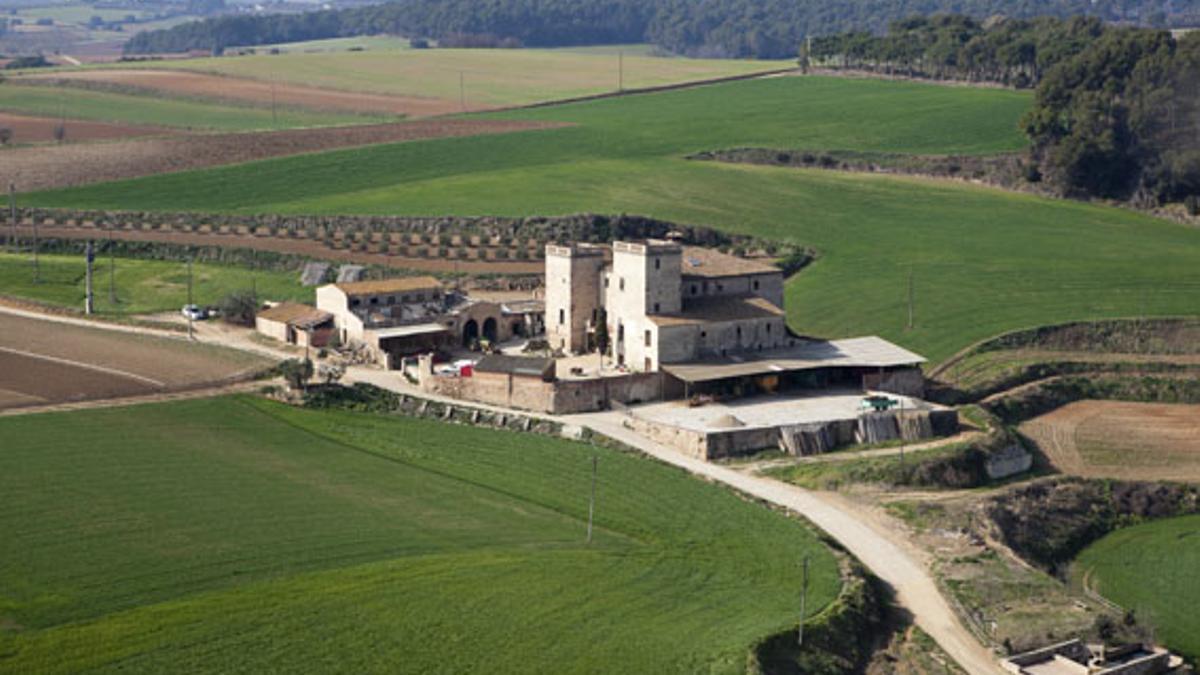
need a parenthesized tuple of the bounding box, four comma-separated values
(256, 303, 334, 348)
(474, 355, 557, 382)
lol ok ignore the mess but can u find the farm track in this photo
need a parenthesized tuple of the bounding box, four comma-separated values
(0, 118, 565, 192)
(571, 411, 1004, 675)
(15, 225, 545, 275)
(0, 111, 176, 144)
(18, 70, 464, 117)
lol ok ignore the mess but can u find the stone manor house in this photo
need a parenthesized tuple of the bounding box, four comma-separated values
(546, 239, 790, 371)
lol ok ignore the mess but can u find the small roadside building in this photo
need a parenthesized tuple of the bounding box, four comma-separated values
(255, 303, 334, 348)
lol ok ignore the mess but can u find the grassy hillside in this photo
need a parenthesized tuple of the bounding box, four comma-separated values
(1073, 515, 1200, 661)
(0, 397, 839, 672)
(0, 83, 384, 131)
(0, 252, 307, 314)
(129, 47, 788, 105)
(27, 75, 1200, 362)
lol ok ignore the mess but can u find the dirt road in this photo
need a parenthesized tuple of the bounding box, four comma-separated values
(569, 410, 1003, 675)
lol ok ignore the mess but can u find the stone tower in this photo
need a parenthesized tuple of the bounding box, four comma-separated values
(544, 243, 606, 353)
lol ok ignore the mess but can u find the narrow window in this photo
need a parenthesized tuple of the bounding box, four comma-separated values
(370, 297, 378, 305)
(619, 277, 625, 291)
(691, 285, 698, 295)
(766, 323, 772, 334)
(653, 302, 660, 313)
(753, 280, 760, 291)
(644, 330, 651, 347)
(655, 258, 661, 270)
(559, 309, 565, 325)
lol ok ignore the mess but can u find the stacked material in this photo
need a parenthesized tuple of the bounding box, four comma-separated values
(779, 423, 834, 456)
(300, 262, 331, 286)
(896, 410, 933, 441)
(336, 264, 365, 283)
(856, 412, 900, 444)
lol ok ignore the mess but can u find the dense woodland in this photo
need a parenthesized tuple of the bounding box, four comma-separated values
(125, 0, 1200, 59)
(811, 16, 1200, 204)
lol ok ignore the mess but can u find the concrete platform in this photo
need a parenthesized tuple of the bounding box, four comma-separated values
(629, 388, 936, 432)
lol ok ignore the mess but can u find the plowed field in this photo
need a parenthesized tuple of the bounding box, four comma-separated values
(0, 112, 172, 144)
(21, 69, 461, 117)
(1019, 400, 1200, 481)
(0, 312, 268, 410)
(1, 118, 559, 191)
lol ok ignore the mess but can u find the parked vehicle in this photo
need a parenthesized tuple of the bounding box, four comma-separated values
(181, 304, 208, 321)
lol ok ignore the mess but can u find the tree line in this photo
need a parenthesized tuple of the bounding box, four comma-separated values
(810, 15, 1200, 205)
(124, 0, 1200, 60)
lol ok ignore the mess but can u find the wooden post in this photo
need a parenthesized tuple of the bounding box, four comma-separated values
(587, 455, 597, 544)
(7, 182, 15, 254)
(798, 555, 809, 646)
(186, 257, 194, 340)
(85, 240, 94, 315)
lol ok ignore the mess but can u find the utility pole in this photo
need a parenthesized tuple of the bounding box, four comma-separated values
(186, 257, 194, 340)
(31, 196, 39, 284)
(586, 455, 597, 544)
(797, 555, 810, 647)
(107, 221, 116, 304)
(85, 240, 94, 315)
(906, 265, 914, 330)
(7, 182, 15, 254)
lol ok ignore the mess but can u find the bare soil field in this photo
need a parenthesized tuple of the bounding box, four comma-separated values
(0, 111, 172, 144)
(1020, 400, 1200, 481)
(0, 312, 269, 411)
(0, 118, 560, 191)
(20, 69, 463, 116)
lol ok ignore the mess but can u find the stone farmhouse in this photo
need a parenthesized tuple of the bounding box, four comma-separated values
(316, 276, 544, 367)
(545, 239, 924, 397)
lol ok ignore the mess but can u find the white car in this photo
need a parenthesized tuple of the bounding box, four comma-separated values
(181, 304, 208, 321)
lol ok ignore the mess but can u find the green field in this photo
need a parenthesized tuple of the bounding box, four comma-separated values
(0, 83, 387, 130)
(0, 396, 840, 672)
(127, 47, 787, 105)
(1073, 515, 1200, 661)
(26, 75, 1200, 362)
(256, 35, 415, 53)
(0, 252, 307, 314)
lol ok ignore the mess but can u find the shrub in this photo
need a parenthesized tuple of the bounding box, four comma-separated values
(278, 358, 313, 390)
(0, 127, 11, 145)
(1186, 194, 1199, 216)
(219, 289, 258, 326)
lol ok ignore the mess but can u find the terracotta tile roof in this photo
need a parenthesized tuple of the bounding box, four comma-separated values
(647, 295, 784, 327)
(257, 303, 332, 327)
(334, 276, 442, 296)
(680, 247, 779, 278)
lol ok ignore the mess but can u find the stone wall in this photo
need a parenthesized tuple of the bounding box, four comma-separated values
(418, 356, 666, 414)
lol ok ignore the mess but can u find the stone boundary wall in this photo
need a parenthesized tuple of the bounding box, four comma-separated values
(419, 366, 666, 415)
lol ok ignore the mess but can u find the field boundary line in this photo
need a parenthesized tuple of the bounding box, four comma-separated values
(0, 345, 167, 387)
(486, 67, 797, 115)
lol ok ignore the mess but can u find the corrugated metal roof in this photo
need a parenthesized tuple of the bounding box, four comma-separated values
(661, 336, 926, 382)
(367, 323, 449, 340)
(475, 354, 555, 377)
